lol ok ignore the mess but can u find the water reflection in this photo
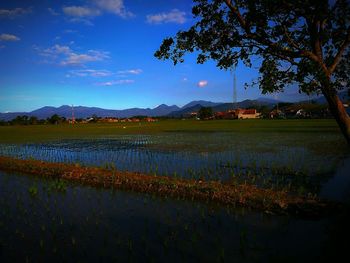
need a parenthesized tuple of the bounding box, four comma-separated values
(0, 171, 342, 263)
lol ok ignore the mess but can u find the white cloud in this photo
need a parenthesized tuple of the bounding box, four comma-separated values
(63, 51, 109, 66)
(62, 1, 132, 25)
(197, 80, 208, 87)
(70, 69, 112, 77)
(146, 9, 186, 24)
(62, 6, 100, 25)
(41, 44, 71, 56)
(118, 69, 142, 75)
(96, 79, 134, 86)
(48, 8, 59, 16)
(0, 34, 20, 41)
(93, 0, 134, 18)
(38, 44, 110, 66)
(63, 6, 101, 17)
(0, 8, 32, 19)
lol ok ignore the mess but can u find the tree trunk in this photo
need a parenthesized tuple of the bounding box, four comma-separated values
(322, 87, 350, 144)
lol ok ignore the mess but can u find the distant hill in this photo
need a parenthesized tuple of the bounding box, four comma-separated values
(0, 112, 28, 122)
(168, 104, 204, 117)
(0, 104, 180, 121)
(312, 90, 349, 104)
(1, 93, 348, 121)
(181, 100, 222, 109)
(168, 99, 275, 117)
(0, 99, 276, 121)
(256, 97, 282, 104)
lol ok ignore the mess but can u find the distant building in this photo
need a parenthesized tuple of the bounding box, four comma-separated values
(98, 117, 119, 123)
(236, 109, 260, 119)
(214, 110, 236, 119)
(214, 109, 260, 119)
(296, 109, 307, 117)
(145, 117, 157, 122)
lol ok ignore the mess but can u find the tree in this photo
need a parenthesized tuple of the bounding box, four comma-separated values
(198, 106, 214, 119)
(155, 0, 350, 143)
(47, 114, 62, 125)
(11, 115, 29, 125)
(29, 116, 38, 125)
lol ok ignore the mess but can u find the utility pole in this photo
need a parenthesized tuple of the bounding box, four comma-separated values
(274, 93, 279, 112)
(71, 104, 75, 125)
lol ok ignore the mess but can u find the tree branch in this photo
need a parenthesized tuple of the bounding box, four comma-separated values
(282, 25, 302, 50)
(223, 0, 337, 77)
(223, 0, 249, 32)
(328, 27, 350, 74)
(223, 1, 311, 63)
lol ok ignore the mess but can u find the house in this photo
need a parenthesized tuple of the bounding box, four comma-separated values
(236, 109, 260, 119)
(145, 117, 157, 122)
(296, 109, 307, 117)
(98, 117, 119, 123)
(214, 109, 260, 119)
(215, 111, 236, 119)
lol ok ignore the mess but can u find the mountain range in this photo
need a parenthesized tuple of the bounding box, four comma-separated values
(0, 92, 348, 121)
(0, 104, 180, 121)
(0, 99, 275, 121)
(167, 99, 278, 117)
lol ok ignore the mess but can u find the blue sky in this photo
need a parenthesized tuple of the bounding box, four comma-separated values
(0, 0, 311, 112)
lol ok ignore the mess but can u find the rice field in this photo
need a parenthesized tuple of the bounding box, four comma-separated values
(0, 119, 349, 262)
(0, 124, 347, 194)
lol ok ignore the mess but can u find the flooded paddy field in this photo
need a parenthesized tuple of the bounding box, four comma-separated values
(0, 171, 349, 263)
(0, 120, 349, 262)
(0, 129, 347, 194)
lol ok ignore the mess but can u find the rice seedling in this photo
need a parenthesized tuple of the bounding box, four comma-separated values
(28, 185, 38, 197)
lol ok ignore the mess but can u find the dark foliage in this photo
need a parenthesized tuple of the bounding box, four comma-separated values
(155, 0, 350, 142)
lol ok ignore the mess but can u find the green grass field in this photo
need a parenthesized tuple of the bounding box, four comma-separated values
(0, 119, 344, 143)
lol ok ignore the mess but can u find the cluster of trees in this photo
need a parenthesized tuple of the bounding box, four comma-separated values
(196, 103, 332, 120)
(0, 114, 67, 126)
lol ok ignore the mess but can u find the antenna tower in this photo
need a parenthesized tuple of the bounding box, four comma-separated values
(231, 67, 237, 110)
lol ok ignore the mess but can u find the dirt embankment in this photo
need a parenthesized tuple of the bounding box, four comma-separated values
(0, 156, 343, 218)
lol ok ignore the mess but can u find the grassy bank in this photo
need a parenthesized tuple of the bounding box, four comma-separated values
(0, 119, 342, 143)
(0, 156, 341, 218)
